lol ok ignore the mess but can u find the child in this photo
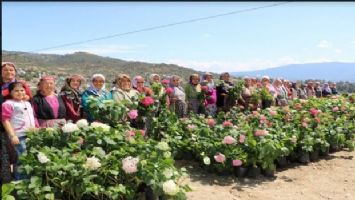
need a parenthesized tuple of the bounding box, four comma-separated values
(2, 82, 37, 180)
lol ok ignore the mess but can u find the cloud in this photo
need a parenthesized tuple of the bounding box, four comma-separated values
(164, 56, 354, 73)
(334, 49, 343, 53)
(39, 44, 146, 55)
(317, 40, 332, 48)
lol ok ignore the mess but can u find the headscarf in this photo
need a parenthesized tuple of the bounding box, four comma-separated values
(87, 74, 106, 96)
(202, 72, 215, 89)
(60, 74, 83, 105)
(149, 74, 160, 85)
(1, 62, 17, 89)
(322, 83, 332, 94)
(132, 75, 144, 89)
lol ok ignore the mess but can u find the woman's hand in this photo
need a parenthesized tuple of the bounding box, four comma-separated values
(10, 135, 20, 145)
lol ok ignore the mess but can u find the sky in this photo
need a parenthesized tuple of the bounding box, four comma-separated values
(2, 2, 355, 73)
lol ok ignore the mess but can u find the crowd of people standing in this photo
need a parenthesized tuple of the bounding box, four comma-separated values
(0, 62, 339, 183)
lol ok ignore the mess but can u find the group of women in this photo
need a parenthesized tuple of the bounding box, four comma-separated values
(0, 62, 338, 183)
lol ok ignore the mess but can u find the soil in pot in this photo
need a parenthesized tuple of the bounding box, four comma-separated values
(310, 149, 320, 162)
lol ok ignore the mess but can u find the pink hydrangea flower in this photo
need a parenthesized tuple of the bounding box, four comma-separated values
(254, 130, 269, 136)
(222, 136, 236, 145)
(214, 153, 226, 163)
(127, 109, 138, 120)
(259, 115, 267, 124)
(140, 130, 146, 136)
(223, 121, 233, 127)
(201, 85, 209, 92)
(239, 134, 245, 143)
(232, 159, 243, 167)
(165, 87, 174, 94)
(187, 124, 196, 131)
(141, 96, 155, 107)
(269, 110, 277, 116)
(295, 103, 302, 110)
(315, 117, 321, 124)
(162, 79, 170, 85)
(252, 111, 260, 116)
(302, 122, 308, 128)
(126, 130, 136, 137)
(309, 108, 319, 116)
(122, 156, 139, 174)
(207, 118, 216, 127)
(332, 106, 339, 112)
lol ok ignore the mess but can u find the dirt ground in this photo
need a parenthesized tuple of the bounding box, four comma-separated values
(177, 150, 355, 200)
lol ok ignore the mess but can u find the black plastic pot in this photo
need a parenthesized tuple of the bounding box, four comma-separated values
(298, 151, 310, 164)
(262, 168, 276, 177)
(309, 149, 319, 162)
(247, 166, 261, 178)
(276, 157, 289, 168)
(319, 147, 330, 157)
(234, 166, 248, 178)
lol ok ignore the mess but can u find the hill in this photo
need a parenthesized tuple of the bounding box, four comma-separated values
(2, 50, 214, 83)
(231, 62, 355, 82)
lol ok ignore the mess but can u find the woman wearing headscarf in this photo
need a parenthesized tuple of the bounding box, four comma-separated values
(322, 83, 332, 97)
(273, 78, 288, 106)
(82, 74, 112, 122)
(1, 62, 32, 100)
(216, 72, 234, 112)
(59, 74, 84, 122)
(132, 75, 154, 96)
(240, 76, 253, 110)
(168, 75, 187, 118)
(201, 72, 217, 117)
(111, 74, 139, 104)
(32, 76, 67, 127)
(184, 74, 204, 115)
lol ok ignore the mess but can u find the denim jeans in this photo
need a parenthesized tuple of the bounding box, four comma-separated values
(14, 136, 28, 180)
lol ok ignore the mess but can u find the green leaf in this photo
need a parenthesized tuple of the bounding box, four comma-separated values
(45, 193, 54, 200)
(1, 183, 14, 196)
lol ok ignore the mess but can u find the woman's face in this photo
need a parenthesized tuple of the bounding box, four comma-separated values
(153, 75, 160, 83)
(69, 77, 81, 90)
(40, 79, 55, 96)
(120, 77, 131, 91)
(11, 84, 26, 101)
(244, 78, 251, 87)
(2, 64, 16, 82)
(136, 78, 145, 88)
(205, 75, 213, 82)
(222, 73, 230, 82)
(191, 76, 199, 85)
(92, 77, 105, 90)
(262, 78, 269, 86)
(172, 78, 179, 86)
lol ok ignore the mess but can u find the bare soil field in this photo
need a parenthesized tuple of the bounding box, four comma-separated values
(177, 150, 355, 200)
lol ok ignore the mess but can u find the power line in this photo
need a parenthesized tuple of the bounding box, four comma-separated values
(29, 2, 291, 53)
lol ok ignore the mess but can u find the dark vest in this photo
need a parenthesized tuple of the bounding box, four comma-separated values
(32, 93, 66, 120)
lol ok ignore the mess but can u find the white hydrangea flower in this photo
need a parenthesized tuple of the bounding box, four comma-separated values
(203, 157, 211, 165)
(84, 156, 101, 170)
(162, 180, 179, 196)
(122, 156, 139, 174)
(62, 122, 79, 133)
(90, 122, 110, 132)
(93, 147, 106, 157)
(37, 152, 50, 164)
(163, 168, 174, 179)
(163, 151, 171, 158)
(157, 142, 170, 151)
(76, 119, 89, 129)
